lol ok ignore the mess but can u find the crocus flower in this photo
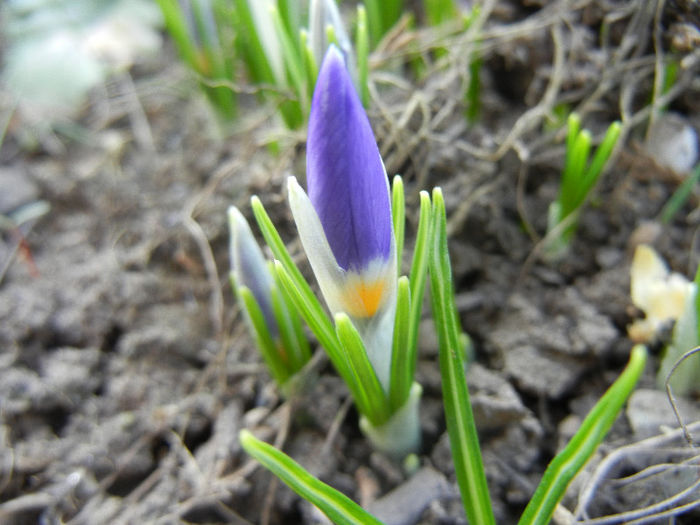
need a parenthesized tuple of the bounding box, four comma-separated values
(229, 206, 278, 337)
(288, 45, 396, 388)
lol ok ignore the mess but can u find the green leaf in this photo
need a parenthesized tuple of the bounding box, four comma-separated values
(274, 262, 388, 423)
(251, 196, 342, 376)
(276, 0, 302, 51)
(389, 276, 411, 410)
(659, 163, 700, 224)
(269, 4, 307, 108)
(424, 0, 459, 26)
(234, 278, 290, 386)
(564, 130, 591, 214)
(392, 175, 405, 274)
(464, 53, 482, 124)
(518, 345, 647, 525)
(403, 191, 433, 399)
(300, 29, 319, 94)
(581, 121, 620, 196)
(549, 115, 621, 257)
(270, 268, 310, 374)
(232, 0, 276, 85)
(363, 0, 383, 48)
(355, 5, 370, 107)
(429, 188, 495, 525)
(240, 430, 384, 525)
(380, 0, 403, 32)
(157, 0, 199, 70)
(335, 313, 391, 425)
(565, 113, 580, 160)
(273, 262, 339, 372)
(251, 196, 311, 298)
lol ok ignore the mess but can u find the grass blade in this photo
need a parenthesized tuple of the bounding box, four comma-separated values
(402, 191, 433, 400)
(356, 5, 370, 107)
(240, 430, 383, 525)
(659, 163, 700, 224)
(251, 196, 311, 300)
(275, 262, 385, 422)
(429, 188, 495, 525)
(389, 276, 411, 410)
(157, 0, 199, 69)
(392, 175, 405, 274)
(269, 4, 307, 106)
(424, 0, 459, 26)
(363, 0, 383, 48)
(562, 129, 591, 215)
(335, 313, 390, 425)
(235, 280, 289, 385)
(232, 0, 276, 85)
(270, 270, 310, 373)
(518, 344, 647, 525)
(273, 262, 338, 371)
(581, 121, 621, 195)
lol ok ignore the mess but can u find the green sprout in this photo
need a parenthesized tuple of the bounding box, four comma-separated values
(239, 188, 647, 525)
(423, 0, 460, 26)
(362, 0, 403, 48)
(251, 178, 431, 457)
(228, 207, 311, 392)
(157, 0, 238, 122)
(659, 163, 700, 224)
(158, 0, 371, 129)
(545, 113, 622, 260)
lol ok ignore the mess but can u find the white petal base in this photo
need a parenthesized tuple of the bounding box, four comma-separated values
(360, 382, 422, 459)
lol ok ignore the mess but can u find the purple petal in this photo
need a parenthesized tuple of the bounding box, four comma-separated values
(307, 46, 392, 273)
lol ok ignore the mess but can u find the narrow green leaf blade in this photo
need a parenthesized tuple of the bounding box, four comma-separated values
(403, 191, 433, 398)
(565, 113, 580, 160)
(232, 0, 276, 85)
(157, 0, 199, 69)
(269, 4, 307, 108)
(659, 163, 700, 224)
(379, 0, 403, 32)
(240, 430, 384, 525)
(562, 129, 591, 216)
(429, 188, 495, 525)
(273, 262, 339, 369)
(363, 0, 383, 48)
(251, 196, 311, 299)
(518, 344, 647, 525)
(274, 262, 378, 418)
(335, 313, 390, 425)
(424, 0, 459, 26)
(300, 29, 318, 95)
(355, 5, 370, 107)
(269, 271, 310, 374)
(392, 175, 405, 274)
(235, 280, 289, 386)
(582, 121, 621, 193)
(389, 276, 411, 410)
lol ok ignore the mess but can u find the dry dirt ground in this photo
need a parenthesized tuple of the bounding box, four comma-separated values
(1, 1, 700, 524)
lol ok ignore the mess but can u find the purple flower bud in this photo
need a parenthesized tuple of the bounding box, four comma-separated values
(287, 46, 397, 387)
(306, 46, 392, 276)
(228, 206, 278, 336)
